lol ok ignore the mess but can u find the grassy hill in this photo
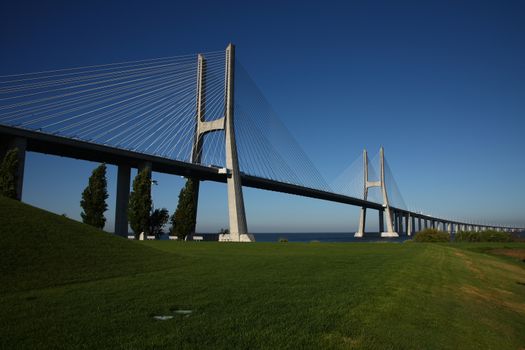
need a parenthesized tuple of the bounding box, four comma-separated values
(1, 195, 524, 349)
(0, 196, 174, 293)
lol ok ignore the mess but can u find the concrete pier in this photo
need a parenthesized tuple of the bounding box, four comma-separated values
(114, 164, 130, 237)
(378, 210, 385, 233)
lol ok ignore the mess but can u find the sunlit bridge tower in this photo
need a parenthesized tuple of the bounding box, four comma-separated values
(354, 147, 398, 238)
(191, 44, 254, 242)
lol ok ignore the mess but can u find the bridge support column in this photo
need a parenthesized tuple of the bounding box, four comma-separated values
(355, 150, 370, 238)
(398, 214, 404, 234)
(188, 53, 207, 238)
(378, 147, 397, 237)
(114, 164, 131, 237)
(378, 210, 384, 233)
(355, 207, 366, 237)
(0, 137, 27, 201)
(393, 212, 398, 232)
(411, 215, 416, 235)
(407, 213, 412, 236)
(222, 44, 251, 242)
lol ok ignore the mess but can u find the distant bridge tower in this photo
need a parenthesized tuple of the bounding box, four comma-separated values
(355, 147, 398, 238)
(191, 44, 254, 242)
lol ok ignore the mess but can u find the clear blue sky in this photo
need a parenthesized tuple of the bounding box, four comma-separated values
(1, 0, 524, 232)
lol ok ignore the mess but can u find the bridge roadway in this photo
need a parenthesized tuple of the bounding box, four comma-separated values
(0, 124, 519, 232)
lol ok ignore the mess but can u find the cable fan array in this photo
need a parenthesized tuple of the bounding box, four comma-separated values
(330, 150, 408, 209)
(234, 61, 331, 192)
(0, 50, 227, 163)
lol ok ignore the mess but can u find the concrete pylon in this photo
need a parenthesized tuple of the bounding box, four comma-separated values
(223, 44, 252, 242)
(378, 210, 385, 233)
(188, 53, 213, 236)
(355, 147, 398, 237)
(407, 213, 412, 236)
(355, 149, 371, 237)
(379, 147, 397, 237)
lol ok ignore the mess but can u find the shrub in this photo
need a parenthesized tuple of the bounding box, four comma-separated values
(414, 228, 450, 242)
(455, 230, 511, 242)
(218, 228, 229, 235)
(454, 231, 479, 242)
(278, 237, 288, 243)
(150, 208, 169, 239)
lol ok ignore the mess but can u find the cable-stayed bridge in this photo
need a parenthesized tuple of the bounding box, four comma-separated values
(0, 44, 522, 240)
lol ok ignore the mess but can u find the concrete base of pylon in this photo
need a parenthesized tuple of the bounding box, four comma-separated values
(354, 231, 364, 238)
(218, 233, 255, 242)
(381, 231, 399, 238)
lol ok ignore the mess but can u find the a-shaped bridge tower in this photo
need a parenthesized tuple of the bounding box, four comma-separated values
(190, 44, 253, 242)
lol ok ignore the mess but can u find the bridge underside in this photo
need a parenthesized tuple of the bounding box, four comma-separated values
(0, 125, 384, 209)
(0, 125, 520, 235)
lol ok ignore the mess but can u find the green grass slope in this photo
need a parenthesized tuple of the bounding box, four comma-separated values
(0, 196, 174, 293)
(1, 196, 525, 349)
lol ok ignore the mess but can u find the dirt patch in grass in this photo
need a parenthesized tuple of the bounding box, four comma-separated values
(453, 251, 485, 279)
(486, 259, 525, 279)
(460, 285, 525, 315)
(489, 248, 525, 260)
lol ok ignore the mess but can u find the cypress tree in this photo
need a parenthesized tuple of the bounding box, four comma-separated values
(128, 167, 152, 238)
(80, 163, 108, 229)
(0, 148, 19, 199)
(170, 178, 197, 240)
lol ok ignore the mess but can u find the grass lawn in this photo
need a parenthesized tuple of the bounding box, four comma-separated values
(1, 196, 524, 349)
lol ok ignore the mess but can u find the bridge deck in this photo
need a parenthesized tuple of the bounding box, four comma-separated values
(0, 125, 518, 230)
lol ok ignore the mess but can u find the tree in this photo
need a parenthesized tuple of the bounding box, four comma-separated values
(150, 208, 169, 239)
(0, 148, 19, 199)
(80, 163, 109, 229)
(170, 178, 197, 240)
(128, 167, 152, 238)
